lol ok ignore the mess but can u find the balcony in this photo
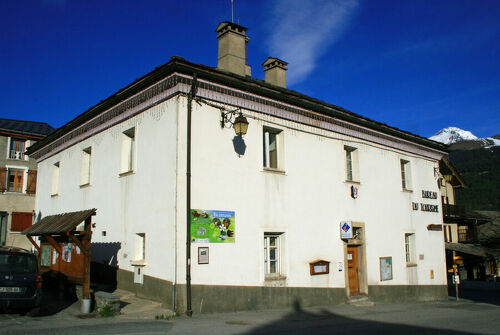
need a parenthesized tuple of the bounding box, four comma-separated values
(442, 204, 466, 218)
(9, 150, 25, 160)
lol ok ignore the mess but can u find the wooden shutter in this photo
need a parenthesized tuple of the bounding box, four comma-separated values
(26, 170, 37, 194)
(0, 167, 6, 192)
(11, 212, 33, 232)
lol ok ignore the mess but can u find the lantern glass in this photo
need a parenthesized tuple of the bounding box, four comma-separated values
(233, 114, 249, 136)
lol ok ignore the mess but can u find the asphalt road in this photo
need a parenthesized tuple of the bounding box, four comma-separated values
(1, 290, 499, 334)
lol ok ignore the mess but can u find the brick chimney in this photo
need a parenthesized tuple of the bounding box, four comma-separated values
(216, 21, 251, 76)
(263, 57, 288, 88)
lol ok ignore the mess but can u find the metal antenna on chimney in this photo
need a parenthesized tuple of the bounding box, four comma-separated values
(231, 0, 234, 23)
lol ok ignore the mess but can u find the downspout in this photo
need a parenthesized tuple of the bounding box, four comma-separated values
(172, 96, 180, 313)
(186, 73, 197, 317)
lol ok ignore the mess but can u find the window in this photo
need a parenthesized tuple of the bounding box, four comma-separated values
(400, 159, 412, 190)
(51, 162, 60, 196)
(9, 138, 26, 160)
(134, 233, 145, 261)
(80, 147, 92, 186)
(444, 225, 453, 242)
(120, 128, 135, 174)
(263, 127, 283, 170)
(344, 146, 359, 182)
(7, 169, 24, 193)
(264, 233, 284, 278)
(10, 212, 33, 232)
(405, 233, 416, 266)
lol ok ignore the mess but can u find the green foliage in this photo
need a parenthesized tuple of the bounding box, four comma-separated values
(99, 304, 116, 317)
(449, 146, 500, 211)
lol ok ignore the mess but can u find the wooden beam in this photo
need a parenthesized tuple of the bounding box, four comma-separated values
(67, 232, 89, 257)
(27, 236, 40, 252)
(82, 217, 92, 301)
(43, 234, 62, 254)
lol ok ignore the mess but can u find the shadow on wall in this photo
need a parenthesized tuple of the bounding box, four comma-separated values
(233, 135, 247, 157)
(243, 300, 477, 335)
(91, 242, 121, 291)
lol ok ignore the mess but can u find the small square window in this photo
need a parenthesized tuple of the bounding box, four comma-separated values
(263, 127, 283, 170)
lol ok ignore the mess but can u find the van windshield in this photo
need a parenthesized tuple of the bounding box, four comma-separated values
(0, 253, 38, 274)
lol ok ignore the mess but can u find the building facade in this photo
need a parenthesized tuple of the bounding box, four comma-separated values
(0, 119, 54, 249)
(27, 22, 449, 313)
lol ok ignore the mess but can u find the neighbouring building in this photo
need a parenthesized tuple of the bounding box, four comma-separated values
(0, 118, 54, 249)
(439, 158, 498, 281)
(26, 22, 450, 313)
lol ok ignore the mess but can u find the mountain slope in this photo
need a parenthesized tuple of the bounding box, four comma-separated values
(430, 127, 477, 144)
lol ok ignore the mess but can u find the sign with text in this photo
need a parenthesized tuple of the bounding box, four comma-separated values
(340, 221, 353, 239)
(191, 209, 235, 243)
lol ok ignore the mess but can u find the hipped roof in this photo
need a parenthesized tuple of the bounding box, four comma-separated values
(22, 209, 96, 236)
(26, 56, 448, 156)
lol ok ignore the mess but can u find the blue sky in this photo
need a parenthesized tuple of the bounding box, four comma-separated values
(1, 0, 499, 138)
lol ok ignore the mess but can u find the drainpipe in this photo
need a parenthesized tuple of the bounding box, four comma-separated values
(186, 73, 197, 317)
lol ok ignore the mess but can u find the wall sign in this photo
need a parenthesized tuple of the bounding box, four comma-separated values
(198, 247, 209, 264)
(379, 256, 393, 281)
(340, 221, 353, 239)
(191, 209, 235, 243)
(422, 190, 438, 199)
(309, 260, 330, 275)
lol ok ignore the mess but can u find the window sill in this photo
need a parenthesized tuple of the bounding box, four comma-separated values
(51, 193, 59, 198)
(402, 189, 413, 193)
(262, 167, 286, 175)
(345, 180, 360, 185)
(265, 275, 287, 281)
(406, 263, 417, 268)
(80, 183, 91, 188)
(119, 171, 135, 177)
(4, 191, 27, 196)
(130, 260, 147, 266)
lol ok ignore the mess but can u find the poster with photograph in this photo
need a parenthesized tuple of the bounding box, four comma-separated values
(62, 243, 72, 262)
(52, 251, 58, 264)
(41, 245, 52, 267)
(190, 209, 235, 243)
(380, 256, 393, 281)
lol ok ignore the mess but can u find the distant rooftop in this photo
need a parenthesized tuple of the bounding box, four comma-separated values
(0, 118, 55, 137)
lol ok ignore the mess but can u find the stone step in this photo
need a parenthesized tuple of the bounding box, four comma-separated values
(348, 295, 375, 307)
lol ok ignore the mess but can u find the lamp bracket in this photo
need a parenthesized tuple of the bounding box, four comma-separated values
(220, 108, 241, 129)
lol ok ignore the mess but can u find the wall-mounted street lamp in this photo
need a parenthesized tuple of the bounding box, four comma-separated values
(221, 109, 249, 136)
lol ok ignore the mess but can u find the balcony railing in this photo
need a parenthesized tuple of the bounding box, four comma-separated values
(442, 204, 466, 218)
(9, 150, 25, 160)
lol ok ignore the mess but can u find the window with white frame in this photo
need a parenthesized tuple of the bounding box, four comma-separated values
(444, 225, 453, 242)
(263, 127, 283, 170)
(344, 146, 359, 182)
(405, 233, 416, 265)
(134, 233, 145, 261)
(120, 128, 135, 174)
(400, 159, 412, 190)
(7, 168, 25, 193)
(9, 138, 27, 160)
(51, 162, 60, 196)
(264, 233, 284, 278)
(80, 147, 92, 186)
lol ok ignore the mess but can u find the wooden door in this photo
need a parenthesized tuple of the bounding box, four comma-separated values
(347, 246, 359, 295)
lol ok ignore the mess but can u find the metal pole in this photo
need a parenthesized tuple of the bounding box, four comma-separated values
(186, 73, 197, 317)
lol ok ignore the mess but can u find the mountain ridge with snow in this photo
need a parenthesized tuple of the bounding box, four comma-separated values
(429, 127, 500, 148)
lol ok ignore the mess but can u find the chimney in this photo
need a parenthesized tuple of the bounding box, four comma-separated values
(216, 21, 251, 76)
(262, 57, 288, 88)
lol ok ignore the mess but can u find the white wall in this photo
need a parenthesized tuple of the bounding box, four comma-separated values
(175, 96, 447, 288)
(35, 98, 179, 281)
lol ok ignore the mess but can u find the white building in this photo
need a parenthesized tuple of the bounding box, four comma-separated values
(27, 22, 449, 313)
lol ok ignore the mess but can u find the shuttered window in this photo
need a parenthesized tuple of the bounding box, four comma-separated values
(11, 212, 33, 232)
(26, 170, 37, 194)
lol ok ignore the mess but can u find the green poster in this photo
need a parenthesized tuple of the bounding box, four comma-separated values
(191, 209, 235, 243)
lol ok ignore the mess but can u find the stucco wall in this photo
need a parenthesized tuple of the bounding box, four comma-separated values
(35, 98, 179, 282)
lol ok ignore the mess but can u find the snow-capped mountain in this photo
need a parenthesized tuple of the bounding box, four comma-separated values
(429, 127, 478, 145)
(429, 127, 500, 149)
